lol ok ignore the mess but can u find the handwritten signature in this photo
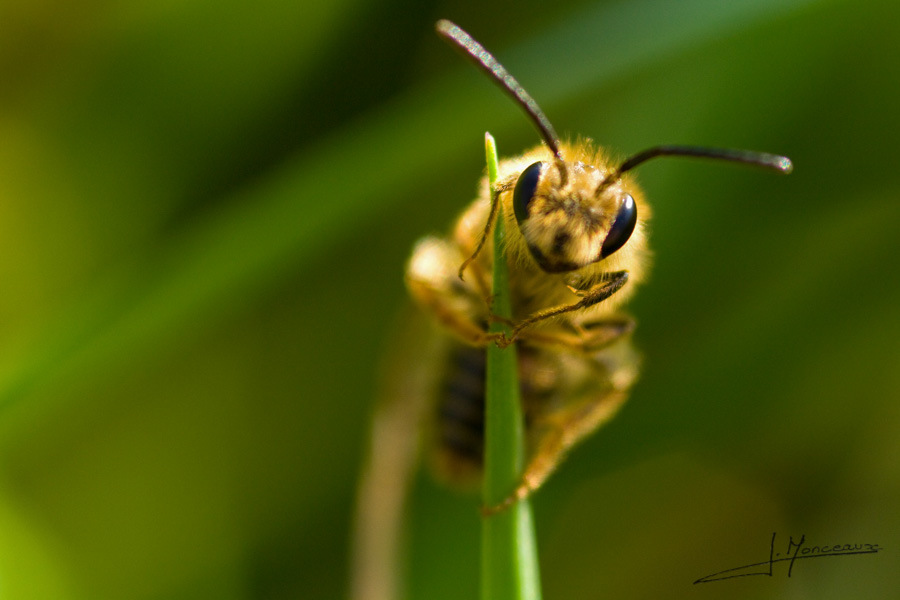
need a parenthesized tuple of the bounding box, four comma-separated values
(694, 532, 882, 583)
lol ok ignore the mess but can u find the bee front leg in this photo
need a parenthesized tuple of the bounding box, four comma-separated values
(457, 179, 517, 282)
(495, 271, 629, 348)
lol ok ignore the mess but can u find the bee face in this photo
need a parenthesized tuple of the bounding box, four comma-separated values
(512, 159, 638, 273)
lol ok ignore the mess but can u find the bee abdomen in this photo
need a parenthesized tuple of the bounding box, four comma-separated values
(433, 344, 487, 482)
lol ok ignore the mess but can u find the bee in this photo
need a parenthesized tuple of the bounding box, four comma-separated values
(406, 20, 792, 509)
(352, 20, 790, 600)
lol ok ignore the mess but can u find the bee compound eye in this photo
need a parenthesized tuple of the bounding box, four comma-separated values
(513, 161, 545, 225)
(600, 193, 637, 258)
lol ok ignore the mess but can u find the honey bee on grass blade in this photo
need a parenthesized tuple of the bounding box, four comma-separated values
(352, 19, 791, 600)
(406, 20, 791, 509)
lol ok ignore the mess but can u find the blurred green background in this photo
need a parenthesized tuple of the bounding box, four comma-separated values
(1, 0, 898, 598)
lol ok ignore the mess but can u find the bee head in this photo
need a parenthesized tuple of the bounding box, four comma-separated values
(436, 19, 791, 275)
(512, 160, 637, 273)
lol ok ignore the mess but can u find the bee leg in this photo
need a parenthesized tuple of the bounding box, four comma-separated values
(574, 315, 635, 352)
(495, 271, 629, 348)
(457, 179, 517, 281)
(407, 274, 504, 347)
(522, 316, 634, 353)
(482, 387, 631, 515)
(457, 186, 501, 281)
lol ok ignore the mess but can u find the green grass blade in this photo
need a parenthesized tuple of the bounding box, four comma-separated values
(481, 132, 542, 600)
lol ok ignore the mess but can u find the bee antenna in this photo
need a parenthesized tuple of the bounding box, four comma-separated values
(436, 20, 563, 161)
(596, 145, 792, 195)
(618, 145, 793, 175)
